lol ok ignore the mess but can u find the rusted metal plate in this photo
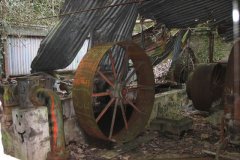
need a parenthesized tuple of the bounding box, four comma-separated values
(186, 63, 226, 111)
(73, 41, 154, 143)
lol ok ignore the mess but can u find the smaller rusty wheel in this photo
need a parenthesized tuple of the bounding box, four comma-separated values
(73, 41, 154, 142)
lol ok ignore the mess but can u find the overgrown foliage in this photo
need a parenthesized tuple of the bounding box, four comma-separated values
(190, 33, 232, 63)
(1, 0, 64, 26)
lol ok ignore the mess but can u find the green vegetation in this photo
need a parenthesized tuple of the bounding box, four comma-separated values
(190, 33, 232, 63)
(1, 0, 64, 26)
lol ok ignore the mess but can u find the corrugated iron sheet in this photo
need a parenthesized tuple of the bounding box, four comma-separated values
(139, 0, 235, 40)
(139, 0, 232, 28)
(7, 36, 42, 75)
(31, 0, 138, 72)
(31, 0, 236, 72)
(7, 36, 88, 76)
(31, 0, 109, 72)
(93, 0, 138, 44)
(59, 39, 89, 71)
(93, 1, 138, 73)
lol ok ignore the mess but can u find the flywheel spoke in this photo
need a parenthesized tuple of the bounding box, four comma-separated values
(97, 70, 114, 87)
(92, 92, 110, 97)
(109, 98, 119, 139)
(96, 98, 115, 123)
(125, 98, 144, 114)
(127, 84, 153, 91)
(119, 53, 128, 81)
(126, 87, 137, 92)
(74, 42, 155, 143)
(120, 100, 128, 130)
(109, 52, 117, 80)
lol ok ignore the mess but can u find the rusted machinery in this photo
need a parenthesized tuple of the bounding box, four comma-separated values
(0, 75, 68, 160)
(0, 41, 154, 159)
(29, 86, 68, 160)
(186, 63, 226, 111)
(224, 40, 240, 145)
(186, 40, 240, 145)
(173, 47, 196, 83)
(73, 41, 155, 142)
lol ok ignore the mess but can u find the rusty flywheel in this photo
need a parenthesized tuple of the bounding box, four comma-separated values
(73, 41, 154, 142)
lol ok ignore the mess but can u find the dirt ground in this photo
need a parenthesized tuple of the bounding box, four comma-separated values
(67, 110, 240, 160)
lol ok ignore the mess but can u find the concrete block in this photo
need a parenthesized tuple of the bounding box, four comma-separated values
(150, 89, 192, 122)
(12, 107, 50, 160)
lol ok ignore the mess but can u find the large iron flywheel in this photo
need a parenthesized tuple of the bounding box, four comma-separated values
(73, 41, 154, 142)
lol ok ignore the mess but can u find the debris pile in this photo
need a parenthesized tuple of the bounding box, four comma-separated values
(153, 59, 172, 84)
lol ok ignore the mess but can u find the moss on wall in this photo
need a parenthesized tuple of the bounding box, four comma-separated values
(1, 128, 14, 156)
(149, 88, 192, 125)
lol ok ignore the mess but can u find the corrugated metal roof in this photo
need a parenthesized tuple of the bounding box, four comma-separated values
(31, 0, 138, 72)
(7, 36, 88, 76)
(139, 0, 232, 28)
(59, 39, 89, 72)
(31, 0, 108, 72)
(31, 0, 236, 72)
(139, 0, 235, 40)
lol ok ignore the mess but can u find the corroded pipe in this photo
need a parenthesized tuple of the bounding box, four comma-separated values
(30, 87, 68, 160)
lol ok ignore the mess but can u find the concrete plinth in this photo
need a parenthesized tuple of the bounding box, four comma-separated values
(12, 107, 50, 160)
(149, 88, 193, 135)
(150, 89, 192, 122)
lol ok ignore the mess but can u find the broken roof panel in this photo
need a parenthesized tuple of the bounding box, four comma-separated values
(139, 0, 232, 28)
(31, 0, 108, 71)
(31, 0, 236, 72)
(31, 0, 138, 72)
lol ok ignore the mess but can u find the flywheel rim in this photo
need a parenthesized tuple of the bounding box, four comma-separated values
(73, 41, 154, 143)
